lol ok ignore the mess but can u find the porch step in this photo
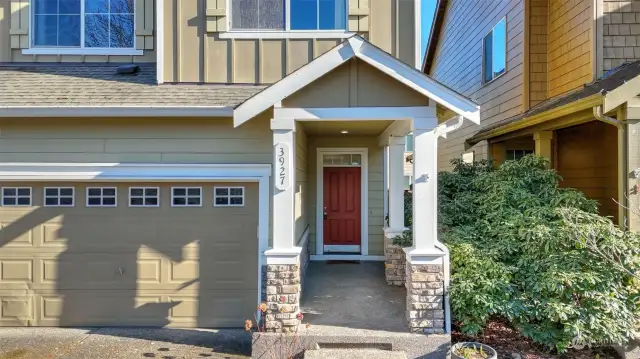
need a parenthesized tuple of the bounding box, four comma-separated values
(305, 349, 407, 359)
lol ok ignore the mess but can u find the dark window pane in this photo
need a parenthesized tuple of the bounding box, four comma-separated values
(103, 188, 116, 196)
(85, 0, 109, 13)
(110, 14, 134, 48)
(110, 0, 134, 13)
(216, 197, 229, 205)
(3, 198, 16, 206)
(231, 0, 259, 29)
(60, 188, 73, 196)
(230, 188, 243, 196)
(130, 188, 144, 196)
(290, 0, 318, 30)
(17, 197, 30, 206)
(483, 33, 493, 83)
(60, 197, 73, 206)
(215, 188, 229, 196)
(103, 197, 116, 206)
(18, 188, 30, 196)
(35, 0, 58, 14)
(45, 197, 58, 206)
(34, 15, 58, 46)
(187, 188, 200, 196)
(59, 0, 81, 13)
(231, 197, 243, 205)
(59, 15, 81, 46)
(145, 198, 158, 206)
(319, 0, 346, 30)
(3, 188, 15, 196)
(88, 197, 101, 205)
(173, 197, 186, 206)
(405, 134, 414, 152)
(130, 197, 143, 206)
(88, 188, 101, 196)
(45, 188, 58, 196)
(259, 0, 285, 29)
(145, 188, 158, 196)
(492, 19, 506, 78)
(187, 197, 201, 205)
(173, 188, 186, 196)
(85, 14, 110, 47)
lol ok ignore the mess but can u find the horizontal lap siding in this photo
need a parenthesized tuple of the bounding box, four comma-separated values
(430, 0, 525, 171)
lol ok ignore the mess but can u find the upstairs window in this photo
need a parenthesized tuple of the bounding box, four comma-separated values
(33, 0, 135, 49)
(230, 0, 347, 31)
(482, 18, 506, 83)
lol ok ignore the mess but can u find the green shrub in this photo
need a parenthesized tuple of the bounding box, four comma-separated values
(398, 155, 640, 352)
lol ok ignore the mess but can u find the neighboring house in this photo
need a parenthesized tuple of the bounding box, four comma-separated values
(424, 0, 640, 230)
(0, 0, 480, 335)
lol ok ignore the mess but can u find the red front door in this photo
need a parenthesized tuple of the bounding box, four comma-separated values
(323, 167, 361, 247)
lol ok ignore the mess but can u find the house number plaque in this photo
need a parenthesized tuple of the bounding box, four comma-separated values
(275, 143, 291, 191)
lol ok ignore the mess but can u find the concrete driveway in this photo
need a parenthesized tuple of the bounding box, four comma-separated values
(0, 328, 250, 359)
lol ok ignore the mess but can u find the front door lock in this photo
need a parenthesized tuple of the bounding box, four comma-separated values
(323, 206, 328, 220)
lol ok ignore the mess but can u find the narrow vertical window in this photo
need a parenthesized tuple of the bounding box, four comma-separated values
(483, 18, 507, 83)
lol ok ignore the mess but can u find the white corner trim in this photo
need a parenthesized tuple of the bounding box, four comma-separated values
(156, 0, 164, 84)
(0, 106, 234, 118)
(22, 48, 144, 56)
(310, 255, 385, 261)
(219, 31, 356, 39)
(274, 106, 436, 121)
(0, 163, 272, 181)
(316, 148, 369, 256)
(414, 0, 422, 70)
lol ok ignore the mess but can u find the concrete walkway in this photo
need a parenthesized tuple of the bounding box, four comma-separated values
(300, 261, 407, 332)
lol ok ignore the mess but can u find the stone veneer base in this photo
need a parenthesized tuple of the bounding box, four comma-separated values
(384, 232, 406, 286)
(262, 264, 302, 332)
(405, 263, 445, 334)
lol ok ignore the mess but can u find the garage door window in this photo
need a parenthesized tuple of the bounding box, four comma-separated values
(129, 187, 159, 207)
(86, 187, 117, 207)
(44, 187, 75, 207)
(172, 187, 202, 207)
(214, 187, 244, 207)
(2, 187, 32, 206)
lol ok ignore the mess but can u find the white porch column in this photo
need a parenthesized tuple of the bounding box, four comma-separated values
(388, 136, 406, 230)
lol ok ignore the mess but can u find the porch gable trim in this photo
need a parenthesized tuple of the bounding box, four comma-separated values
(274, 106, 435, 120)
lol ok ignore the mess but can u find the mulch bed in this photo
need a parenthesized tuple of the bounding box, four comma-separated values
(452, 320, 621, 359)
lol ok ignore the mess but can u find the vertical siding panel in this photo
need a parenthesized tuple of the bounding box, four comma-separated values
(369, 0, 393, 54)
(178, 0, 203, 82)
(163, 0, 176, 82)
(261, 40, 285, 84)
(233, 40, 257, 84)
(0, 1, 10, 62)
(315, 40, 341, 57)
(397, 0, 415, 66)
(287, 40, 312, 74)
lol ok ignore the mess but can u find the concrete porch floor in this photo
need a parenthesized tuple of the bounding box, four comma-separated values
(300, 261, 407, 332)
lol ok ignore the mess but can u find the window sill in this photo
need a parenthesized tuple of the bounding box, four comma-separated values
(218, 31, 356, 39)
(481, 70, 507, 88)
(22, 48, 144, 56)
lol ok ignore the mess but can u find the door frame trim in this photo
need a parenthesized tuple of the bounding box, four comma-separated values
(316, 148, 369, 256)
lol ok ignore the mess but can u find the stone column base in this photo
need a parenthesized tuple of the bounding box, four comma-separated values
(384, 228, 407, 286)
(405, 262, 445, 334)
(262, 264, 301, 333)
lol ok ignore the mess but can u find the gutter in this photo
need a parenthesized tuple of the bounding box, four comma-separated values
(0, 106, 234, 118)
(593, 105, 624, 128)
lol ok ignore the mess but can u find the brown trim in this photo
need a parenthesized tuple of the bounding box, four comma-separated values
(421, 0, 448, 74)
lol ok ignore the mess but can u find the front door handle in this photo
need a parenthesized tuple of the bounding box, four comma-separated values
(323, 207, 328, 220)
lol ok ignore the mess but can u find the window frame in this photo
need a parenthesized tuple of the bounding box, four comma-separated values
(25, 0, 142, 56)
(224, 0, 352, 38)
(128, 186, 160, 208)
(171, 186, 203, 207)
(482, 17, 507, 85)
(214, 186, 245, 207)
(1, 187, 32, 207)
(86, 186, 118, 207)
(43, 186, 75, 207)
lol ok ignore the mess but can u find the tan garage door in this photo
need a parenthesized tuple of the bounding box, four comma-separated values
(0, 182, 259, 328)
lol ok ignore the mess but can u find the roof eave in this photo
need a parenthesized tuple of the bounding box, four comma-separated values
(0, 106, 234, 118)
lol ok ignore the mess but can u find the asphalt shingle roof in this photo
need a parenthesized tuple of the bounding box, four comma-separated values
(0, 63, 265, 108)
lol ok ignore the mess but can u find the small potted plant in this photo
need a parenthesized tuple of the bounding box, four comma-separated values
(451, 342, 497, 359)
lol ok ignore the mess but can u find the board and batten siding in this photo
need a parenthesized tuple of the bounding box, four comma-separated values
(547, 0, 593, 98)
(162, 0, 416, 84)
(429, 0, 525, 171)
(307, 137, 384, 256)
(0, 0, 156, 63)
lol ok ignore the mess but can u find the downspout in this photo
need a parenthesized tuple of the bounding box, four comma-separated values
(593, 105, 623, 128)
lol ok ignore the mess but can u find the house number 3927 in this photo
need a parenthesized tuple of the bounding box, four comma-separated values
(275, 143, 290, 191)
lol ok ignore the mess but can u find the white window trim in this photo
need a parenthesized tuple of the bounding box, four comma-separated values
(86, 187, 118, 207)
(128, 186, 160, 208)
(482, 17, 507, 85)
(225, 0, 351, 37)
(171, 186, 203, 207)
(25, 0, 141, 56)
(1, 187, 32, 207)
(43, 186, 75, 207)
(214, 186, 245, 207)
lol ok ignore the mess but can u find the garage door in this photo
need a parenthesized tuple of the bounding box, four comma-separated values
(0, 182, 259, 328)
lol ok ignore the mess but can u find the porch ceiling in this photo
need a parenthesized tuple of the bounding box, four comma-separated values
(300, 120, 394, 136)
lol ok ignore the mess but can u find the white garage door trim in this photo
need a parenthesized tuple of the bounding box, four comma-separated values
(0, 162, 271, 318)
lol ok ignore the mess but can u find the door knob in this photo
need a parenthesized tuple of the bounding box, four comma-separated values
(323, 206, 328, 220)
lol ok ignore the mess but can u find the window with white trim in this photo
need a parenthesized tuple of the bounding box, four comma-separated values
(172, 187, 202, 207)
(482, 17, 507, 83)
(32, 0, 135, 49)
(129, 187, 159, 207)
(44, 187, 75, 207)
(506, 149, 533, 161)
(86, 187, 117, 207)
(214, 187, 245, 207)
(1, 187, 32, 206)
(230, 0, 347, 31)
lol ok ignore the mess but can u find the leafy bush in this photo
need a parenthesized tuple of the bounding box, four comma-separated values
(400, 155, 640, 352)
